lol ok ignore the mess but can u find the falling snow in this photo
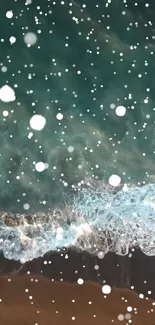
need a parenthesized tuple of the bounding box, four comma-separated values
(108, 174, 121, 187)
(24, 32, 38, 46)
(0, 0, 155, 324)
(29, 114, 46, 131)
(0, 85, 16, 102)
(101, 284, 112, 294)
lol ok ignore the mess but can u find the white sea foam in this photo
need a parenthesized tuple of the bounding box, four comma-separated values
(0, 182, 155, 263)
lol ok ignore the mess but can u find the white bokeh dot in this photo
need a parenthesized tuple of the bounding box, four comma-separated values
(109, 174, 121, 187)
(35, 162, 46, 172)
(56, 113, 63, 120)
(6, 11, 13, 19)
(115, 105, 126, 117)
(67, 146, 74, 153)
(29, 114, 46, 131)
(3, 110, 9, 117)
(117, 314, 125, 321)
(0, 85, 16, 102)
(94, 265, 99, 270)
(101, 285, 111, 294)
(1, 66, 7, 72)
(23, 203, 30, 210)
(9, 36, 16, 44)
(110, 103, 115, 109)
(97, 251, 104, 259)
(77, 278, 84, 285)
(125, 313, 132, 320)
(139, 293, 144, 299)
(127, 306, 132, 312)
(24, 32, 38, 45)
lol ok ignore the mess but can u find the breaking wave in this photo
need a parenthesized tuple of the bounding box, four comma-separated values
(0, 180, 155, 263)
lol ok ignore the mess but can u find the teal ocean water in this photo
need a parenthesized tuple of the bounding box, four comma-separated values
(1, 0, 155, 262)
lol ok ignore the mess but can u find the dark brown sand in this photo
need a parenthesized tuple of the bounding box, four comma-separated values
(0, 275, 155, 325)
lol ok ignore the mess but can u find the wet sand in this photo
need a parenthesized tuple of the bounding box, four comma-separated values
(0, 275, 155, 325)
(1, 249, 155, 296)
(0, 249, 155, 324)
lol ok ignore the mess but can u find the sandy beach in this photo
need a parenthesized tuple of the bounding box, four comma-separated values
(0, 275, 155, 325)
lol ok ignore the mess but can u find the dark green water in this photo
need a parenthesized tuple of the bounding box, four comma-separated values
(0, 0, 155, 213)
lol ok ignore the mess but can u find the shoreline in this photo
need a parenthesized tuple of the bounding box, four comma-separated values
(1, 249, 155, 299)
